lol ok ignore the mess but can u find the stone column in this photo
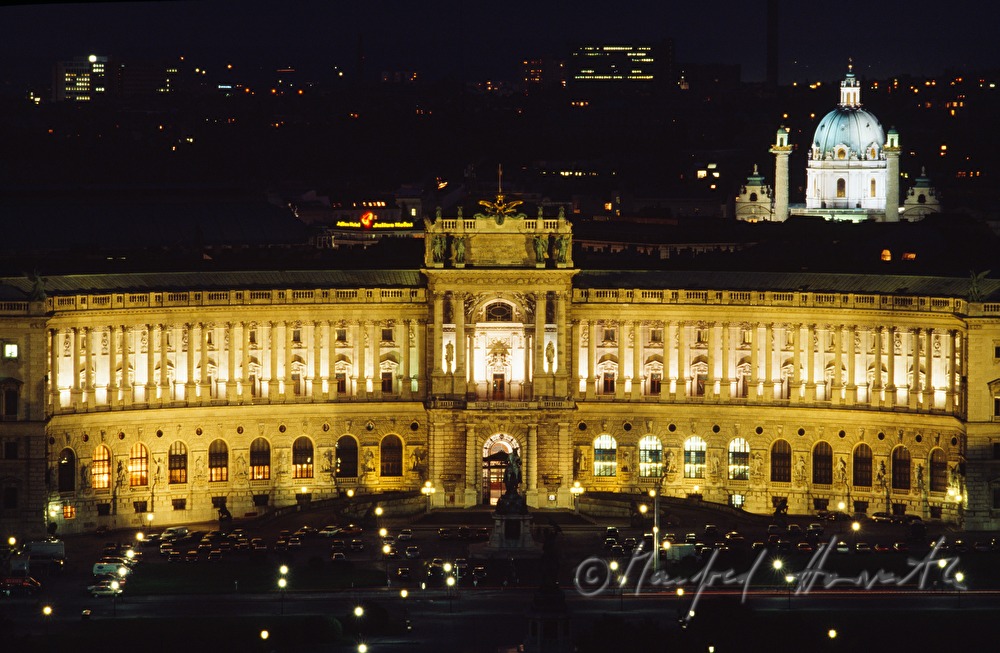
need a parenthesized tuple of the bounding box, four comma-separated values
(923, 328, 934, 409)
(108, 325, 119, 408)
(185, 323, 196, 401)
(414, 320, 425, 398)
(467, 331, 477, 398)
(527, 424, 538, 492)
(615, 319, 626, 399)
(908, 328, 920, 409)
(267, 322, 279, 401)
(534, 292, 546, 387)
(49, 328, 61, 411)
(122, 325, 134, 406)
(571, 320, 582, 399)
(872, 326, 884, 406)
(160, 323, 171, 404)
(432, 293, 444, 375)
(555, 292, 568, 396)
(677, 321, 688, 399)
(804, 323, 816, 402)
(947, 330, 958, 412)
(790, 323, 802, 400)
(749, 322, 760, 401)
(763, 323, 774, 401)
(369, 320, 380, 399)
(706, 322, 717, 400)
(719, 322, 731, 401)
(401, 319, 412, 399)
(846, 325, 858, 405)
(352, 320, 363, 398)
(465, 425, 478, 506)
(586, 320, 597, 400)
(886, 326, 897, 407)
(631, 320, 643, 399)
(145, 324, 156, 401)
(70, 327, 82, 407)
(832, 325, 844, 405)
(84, 327, 95, 410)
(242, 322, 252, 401)
(327, 321, 337, 401)
(660, 321, 670, 401)
(283, 321, 294, 397)
(454, 292, 466, 396)
(226, 322, 238, 401)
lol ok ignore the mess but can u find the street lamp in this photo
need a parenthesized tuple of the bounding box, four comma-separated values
(147, 512, 154, 533)
(278, 577, 287, 614)
(955, 571, 965, 607)
(446, 575, 456, 613)
(382, 544, 392, 585)
(260, 630, 269, 642)
(421, 481, 436, 512)
(649, 488, 660, 573)
(570, 481, 584, 513)
(784, 574, 795, 609)
(851, 521, 860, 551)
(110, 580, 120, 616)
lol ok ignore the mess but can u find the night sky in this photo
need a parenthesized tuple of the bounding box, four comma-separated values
(3, 0, 1000, 87)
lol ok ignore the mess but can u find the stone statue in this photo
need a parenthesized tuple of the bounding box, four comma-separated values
(545, 341, 555, 366)
(533, 235, 548, 263)
(453, 237, 465, 264)
(432, 235, 445, 263)
(750, 453, 762, 478)
(445, 342, 454, 370)
(556, 236, 569, 263)
(80, 463, 90, 490)
(26, 270, 46, 301)
(665, 449, 676, 475)
(116, 459, 127, 489)
(504, 449, 522, 494)
(838, 457, 848, 485)
(795, 455, 806, 482)
(876, 461, 887, 489)
(968, 269, 991, 302)
(916, 464, 925, 491)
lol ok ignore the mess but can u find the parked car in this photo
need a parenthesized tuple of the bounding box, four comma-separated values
(88, 580, 123, 597)
(397, 528, 414, 541)
(871, 512, 893, 523)
(396, 567, 411, 580)
(405, 546, 421, 559)
(318, 525, 342, 538)
(341, 524, 363, 535)
(806, 523, 825, 537)
(350, 539, 365, 552)
(330, 552, 347, 562)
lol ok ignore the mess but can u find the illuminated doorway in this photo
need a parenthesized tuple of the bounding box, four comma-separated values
(482, 433, 519, 506)
(492, 374, 505, 400)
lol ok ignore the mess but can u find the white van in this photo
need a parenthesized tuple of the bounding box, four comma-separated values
(93, 562, 129, 577)
(161, 526, 189, 540)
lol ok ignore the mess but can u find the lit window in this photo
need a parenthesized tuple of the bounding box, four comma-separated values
(249, 438, 270, 480)
(380, 435, 403, 477)
(62, 504, 77, 519)
(2, 343, 17, 359)
(92, 445, 111, 489)
(130, 443, 148, 486)
(638, 436, 662, 477)
(293, 437, 314, 479)
(593, 435, 617, 477)
(728, 438, 750, 480)
(208, 439, 228, 482)
(169, 441, 187, 484)
(684, 436, 706, 479)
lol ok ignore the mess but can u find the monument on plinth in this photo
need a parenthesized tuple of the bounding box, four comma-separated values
(475, 447, 538, 557)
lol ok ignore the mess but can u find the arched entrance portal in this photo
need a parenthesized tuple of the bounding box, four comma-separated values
(482, 433, 519, 506)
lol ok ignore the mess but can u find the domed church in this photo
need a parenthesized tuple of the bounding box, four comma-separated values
(738, 61, 939, 223)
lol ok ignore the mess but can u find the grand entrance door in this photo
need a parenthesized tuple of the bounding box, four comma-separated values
(482, 433, 519, 506)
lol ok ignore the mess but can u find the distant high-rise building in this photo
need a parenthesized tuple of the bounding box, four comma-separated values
(53, 55, 112, 102)
(521, 57, 565, 90)
(568, 42, 673, 87)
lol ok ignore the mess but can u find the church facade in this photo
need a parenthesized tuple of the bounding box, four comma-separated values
(2, 196, 998, 541)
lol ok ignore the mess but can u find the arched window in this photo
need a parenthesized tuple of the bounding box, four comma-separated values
(292, 437, 314, 479)
(836, 178, 846, 197)
(208, 439, 228, 482)
(728, 438, 750, 480)
(249, 438, 270, 480)
(92, 445, 111, 489)
(58, 448, 76, 493)
(930, 448, 947, 493)
(638, 436, 662, 478)
(770, 440, 791, 482)
(337, 435, 358, 477)
(891, 446, 911, 490)
(485, 302, 513, 322)
(593, 435, 617, 477)
(168, 441, 187, 484)
(749, 192, 758, 202)
(684, 436, 706, 479)
(129, 443, 148, 487)
(870, 178, 877, 197)
(812, 442, 833, 485)
(380, 435, 403, 477)
(853, 443, 872, 487)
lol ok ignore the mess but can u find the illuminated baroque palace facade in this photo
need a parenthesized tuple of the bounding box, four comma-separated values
(2, 198, 1000, 539)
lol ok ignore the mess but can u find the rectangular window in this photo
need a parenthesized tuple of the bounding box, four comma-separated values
(381, 328, 393, 342)
(336, 328, 347, 342)
(603, 328, 616, 343)
(602, 372, 615, 394)
(995, 397, 1000, 417)
(696, 329, 707, 344)
(994, 443, 1000, 460)
(381, 371, 393, 393)
(62, 504, 76, 519)
(172, 498, 187, 510)
(96, 503, 111, 516)
(853, 500, 869, 515)
(2, 343, 17, 359)
(813, 498, 829, 511)
(695, 373, 707, 397)
(741, 329, 753, 345)
(249, 329, 257, 345)
(336, 373, 347, 393)
(994, 345, 1000, 359)
(650, 328, 663, 344)
(929, 506, 942, 519)
(211, 496, 227, 509)
(253, 494, 270, 507)
(4, 441, 18, 459)
(649, 373, 661, 395)
(2, 389, 17, 420)
(133, 500, 148, 513)
(291, 372, 302, 395)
